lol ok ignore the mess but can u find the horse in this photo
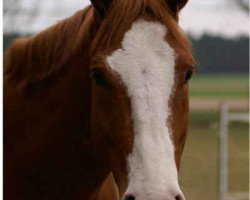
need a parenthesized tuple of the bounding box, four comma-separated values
(4, 0, 195, 199)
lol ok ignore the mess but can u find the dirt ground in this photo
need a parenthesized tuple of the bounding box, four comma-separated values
(190, 98, 249, 111)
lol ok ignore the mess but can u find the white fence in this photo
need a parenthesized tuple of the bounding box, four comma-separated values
(218, 103, 249, 200)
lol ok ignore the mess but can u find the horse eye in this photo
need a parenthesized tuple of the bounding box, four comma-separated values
(90, 68, 107, 87)
(184, 69, 193, 84)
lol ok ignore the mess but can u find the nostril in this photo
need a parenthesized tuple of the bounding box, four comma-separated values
(175, 193, 185, 200)
(124, 195, 135, 200)
(175, 195, 181, 200)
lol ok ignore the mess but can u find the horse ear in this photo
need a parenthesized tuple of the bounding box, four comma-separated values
(90, 0, 113, 17)
(166, 0, 188, 15)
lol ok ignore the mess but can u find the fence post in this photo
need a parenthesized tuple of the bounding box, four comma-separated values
(218, 103, 228, 200)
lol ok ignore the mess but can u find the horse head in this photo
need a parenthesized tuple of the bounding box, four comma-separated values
(89, 0, 195, 199)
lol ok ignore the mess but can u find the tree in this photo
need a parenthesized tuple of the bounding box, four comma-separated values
(3, 0, 20, 16)
(4, 0, 40, 34)
(233, 0, 249, 13)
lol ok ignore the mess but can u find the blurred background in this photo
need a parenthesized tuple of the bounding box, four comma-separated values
(3, 0, 249, 199)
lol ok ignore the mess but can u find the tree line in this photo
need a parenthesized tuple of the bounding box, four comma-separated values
(190, 34, 249, 74)
(3, 33, 249, 74)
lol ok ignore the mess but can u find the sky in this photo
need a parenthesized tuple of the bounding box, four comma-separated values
(3, 0, 249, 38)
(179, 0, 249, 38)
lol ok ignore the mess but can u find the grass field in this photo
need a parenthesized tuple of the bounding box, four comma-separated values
(189, 74, 249, 98)
(179, 74, 249, 200)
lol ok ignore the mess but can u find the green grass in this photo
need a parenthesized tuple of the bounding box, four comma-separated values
(190, 74, 249, 84)
(190, 90, 248, 98)
(228, 123, 249, 192)
(189, 74, 249, 98)
(180, 111, 249, 200)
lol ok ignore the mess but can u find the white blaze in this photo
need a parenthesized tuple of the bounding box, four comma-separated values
(107, 20, 180, 199)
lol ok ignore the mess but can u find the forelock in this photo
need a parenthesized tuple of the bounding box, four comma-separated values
(91, 0, 194, 64)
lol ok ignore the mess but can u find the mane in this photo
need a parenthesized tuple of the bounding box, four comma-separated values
(4, 5, 93, 88)
(4, 0, 194, 89)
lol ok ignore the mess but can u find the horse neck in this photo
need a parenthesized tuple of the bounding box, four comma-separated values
(54, 9, 117, 198)
(4, 7, 113, 199)
(56, 10, 113, 198)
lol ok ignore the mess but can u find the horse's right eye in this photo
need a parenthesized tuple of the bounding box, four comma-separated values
(90, 67, 108, 87)
(184, 68, 194, 84)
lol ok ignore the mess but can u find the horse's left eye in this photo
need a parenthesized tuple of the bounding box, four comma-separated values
(184, 69, 193, 84)
(90, 67, 107, 87)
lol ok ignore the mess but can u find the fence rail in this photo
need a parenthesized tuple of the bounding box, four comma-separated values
(227, 192, 250, 200)
(218, 103, 249, 200)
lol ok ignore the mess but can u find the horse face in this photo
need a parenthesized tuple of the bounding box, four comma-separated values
(90, 1, 193, 200)
(90, 19, 193, 200)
